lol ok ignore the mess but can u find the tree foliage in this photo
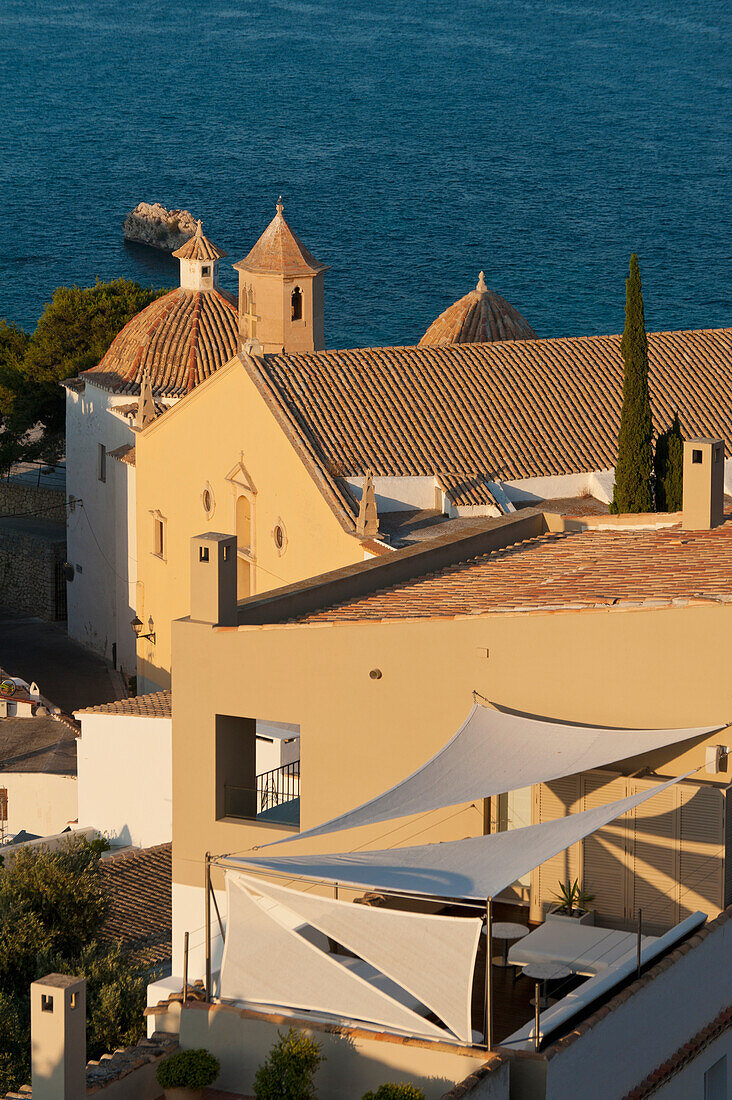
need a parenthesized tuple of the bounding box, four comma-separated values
(0, 836, 146, 1095)
(0, 280, 165, 472)
(610, 254, 654, 514)
(654, 412, 684, 512)
(253, 1028, 325, 1100)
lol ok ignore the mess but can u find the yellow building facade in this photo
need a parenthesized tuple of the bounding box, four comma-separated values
(134, 355, 369, 691)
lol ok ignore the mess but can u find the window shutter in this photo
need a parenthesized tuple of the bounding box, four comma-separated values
(629, 779, 680, 934)
(678, 783, 724, 920)
(530, 776, 581, 922)
(581, 773, 629, 927)
(725, 785, 732, 909)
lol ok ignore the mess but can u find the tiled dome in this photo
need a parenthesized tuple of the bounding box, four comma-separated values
(81, 286, 239, 396)
(420, 272, 536, 346)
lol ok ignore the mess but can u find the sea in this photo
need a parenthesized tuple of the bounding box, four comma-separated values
(0, 0, 729, 349)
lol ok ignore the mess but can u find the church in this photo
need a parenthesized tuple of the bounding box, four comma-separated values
(63, 201, 732, 690)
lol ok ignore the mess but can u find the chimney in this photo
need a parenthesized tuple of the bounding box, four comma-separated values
(682, 438, 725, 531)
(190, 533, 237, 626)
(31, 974, 86, 1100)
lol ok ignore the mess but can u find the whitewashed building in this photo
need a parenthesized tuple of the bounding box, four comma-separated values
(63, 223, 238, 674)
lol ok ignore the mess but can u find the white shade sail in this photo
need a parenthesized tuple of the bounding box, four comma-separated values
(259, 704, 718, 847)
(220, 872, 452, 1040)
(226, 871, 482, 1041)
(228, 773, 689, 901)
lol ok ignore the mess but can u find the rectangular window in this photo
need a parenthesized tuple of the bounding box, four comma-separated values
(41, 995, 53, 1013)
(216, 714, 300, 827)
(0, 789, 7, 821)
(202, 265, 211, 277)
(152, 515, 166, 560)
(199, 546, 209, 562)
(692, 449, 703, 464)
(98, 443, 106, 482)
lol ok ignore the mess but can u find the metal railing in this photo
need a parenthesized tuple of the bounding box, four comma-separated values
(224, 759, 301, 824)
(257, 759, 300, 812)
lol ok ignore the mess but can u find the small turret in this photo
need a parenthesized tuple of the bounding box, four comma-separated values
(172, 220, 227, 292)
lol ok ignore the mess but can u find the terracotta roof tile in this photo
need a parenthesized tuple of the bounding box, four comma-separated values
(80, 289, 238, 396)
(259, 328, 732, 489)
(234, 200, 328, 277)
(76, 691, 171, 718)
(99, 843, 171, 972)
(172, 221, 226, 262)
(420, 272, 536, 346)
(290, 519, 732, 623)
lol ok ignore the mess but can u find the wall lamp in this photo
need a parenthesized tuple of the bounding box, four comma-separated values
(131, 616, 156, 644)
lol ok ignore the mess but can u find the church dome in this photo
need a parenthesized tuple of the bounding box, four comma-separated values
(80, 223, 239, 396)
(419, 272, 537, 346)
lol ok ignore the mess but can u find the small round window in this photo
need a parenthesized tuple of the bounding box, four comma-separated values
(201, 484, 215, 519)
(272, 520, 287, 556)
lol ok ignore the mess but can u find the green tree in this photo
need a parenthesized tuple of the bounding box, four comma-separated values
(0, 837, 146, 1094)
(0, 279, 165, 472)
(610, 255, 654, 514)
(654, 412, 684, 512)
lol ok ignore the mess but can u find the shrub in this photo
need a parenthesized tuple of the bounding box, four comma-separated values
(253, 1028, 324, 1100)
(156, 1048, 219, 1090)
(362, 1085, 426, 1100)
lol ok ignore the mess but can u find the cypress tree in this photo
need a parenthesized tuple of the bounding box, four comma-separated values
(610, 254, 654, 514)
(654, 412, 684, 512)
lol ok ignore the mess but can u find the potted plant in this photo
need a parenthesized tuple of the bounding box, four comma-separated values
(156, 1048, 220, 1099)
(253, 1028, 324, 1099)
(547, 878, 596, 925)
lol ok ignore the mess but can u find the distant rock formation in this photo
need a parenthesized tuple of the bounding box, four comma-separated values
(122, 203, 197, 252)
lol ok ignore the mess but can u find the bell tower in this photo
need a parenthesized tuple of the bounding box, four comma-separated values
(234, 198, 329, 356)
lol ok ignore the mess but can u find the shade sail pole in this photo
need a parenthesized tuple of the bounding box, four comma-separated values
(205, 852, 212, 1002)
(484, 897, 493, 1049)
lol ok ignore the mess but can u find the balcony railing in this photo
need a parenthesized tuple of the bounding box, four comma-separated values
(224, 759, 300, 825)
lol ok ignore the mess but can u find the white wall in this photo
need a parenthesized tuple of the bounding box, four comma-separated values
(76, 712, 172, 848)
(172, 880, 227, 980)
(2, 773, 77, 839)
(544, 916, 732, 1100)
(65, 382, 138, 671)
(346, 476, 438, 513)
(502, 468, 615, 506)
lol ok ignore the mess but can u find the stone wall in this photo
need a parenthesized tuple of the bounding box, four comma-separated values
(0, 481, 67, 523)
(0, 530, 67, 619)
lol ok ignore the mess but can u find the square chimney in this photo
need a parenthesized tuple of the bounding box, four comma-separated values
(31, 974, 86, 1100)
(190, 533, 237, 626)
(682, 438, 725, 531)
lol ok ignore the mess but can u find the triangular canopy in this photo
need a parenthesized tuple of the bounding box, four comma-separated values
(258, 704, 718, 848)
(225, 872, 481, 1042)
(228, 773, 688, 901)
(220, 873, 447, 1039)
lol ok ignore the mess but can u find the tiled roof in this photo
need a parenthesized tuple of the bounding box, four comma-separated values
(437, 473, 502, 508)
(79, 288, 238, 396)
(76, 691, 172, 718)
(108, 443, 136, 466)
(258, 328, 732, 484)
(420, 272, 536, 346)
(99, 843, 171, 972)
(0, 716, 77, 775)
(172, 220, 226, 261)
(234, 200, 328, 276)
(290, 519, 732, 623)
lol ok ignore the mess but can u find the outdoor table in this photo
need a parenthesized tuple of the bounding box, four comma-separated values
(522, 961, 572, 1008)
(491, 921, 530, 967)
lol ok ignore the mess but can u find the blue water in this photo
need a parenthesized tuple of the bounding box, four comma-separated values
(1, 0, 729, 347)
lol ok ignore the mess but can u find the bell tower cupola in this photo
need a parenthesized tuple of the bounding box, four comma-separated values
(233, 198, 329, 355)
(172, 220, 227, 292)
